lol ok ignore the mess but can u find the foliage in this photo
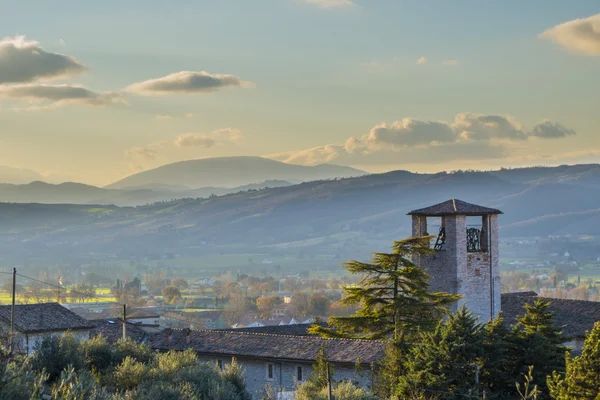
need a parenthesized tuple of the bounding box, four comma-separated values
(81, 335, 114, 371)
(295, 380, 378, 400)
(30, 332, 84, 381)
(308, 345, 335, 390)
(311, 236, 459, 340)
(516, 366, 539, 400)
(114, 356, 148, 390)
(162, 285, 182, 304)
(513, 299, 566, 397)
(396, 306, 485, 399)
(548, 321, 600, 399)
(218, 358, 251, 400)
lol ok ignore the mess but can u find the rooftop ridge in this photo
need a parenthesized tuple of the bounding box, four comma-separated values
(408, 198, 503, 216)
(160, 327, 384, 343)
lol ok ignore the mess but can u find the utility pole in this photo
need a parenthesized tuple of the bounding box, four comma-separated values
(122, 304, 127, 341)
(9, 268, 16, 354)
(326, 362, 333, 400)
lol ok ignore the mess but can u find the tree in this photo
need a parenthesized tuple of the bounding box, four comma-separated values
(311, 236, 459, 340)
(256, 295, 283, 319)
(309, 345, 335, 390)
(480, 316, 520, 398)
(171, 278, 189, 290)
(548, 321, 600, 399)
(513, 299, 566, 397)
(396, 306, 485, 399)
(162, 285, 182, 304)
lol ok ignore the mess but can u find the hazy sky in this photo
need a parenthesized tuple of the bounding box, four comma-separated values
(0, 0, 598, 186)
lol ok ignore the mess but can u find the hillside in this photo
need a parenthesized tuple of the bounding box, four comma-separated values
(0, 166, 44, 185)
(105, 157, 365, 189)
(2, 164, 600, 263)
(0, 180, 293, 206)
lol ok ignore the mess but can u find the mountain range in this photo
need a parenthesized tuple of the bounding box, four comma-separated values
(1, 163, 600, 262)
(0, 157, 365, 206)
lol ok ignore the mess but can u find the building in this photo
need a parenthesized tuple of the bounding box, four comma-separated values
(150, 329, 385, 398)
(501, 291, 600, 352)
(0, 303, 93, 354)
(409, 199, 502, 321)
(89, 319, 150, 344)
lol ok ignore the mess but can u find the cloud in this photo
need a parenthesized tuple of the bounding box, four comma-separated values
(299, 0, 355, 9)
(346, 119, 455, 153)
(530, 120, 576, 139)
(453, 113, 527, 141)
(0, 36, 87, 84)
(265, 113, 576, 166)
(0, 84, 124, 108)
(125, 71, 254, 96)
(441, 59, 460, 67)
(539, 14, 600, 55)
(174, 134, 217, 148)
(185, 113, 200, 119)
(175, 128, 245, 148)
(155, 114, 172, 120)
(416, 56, 427, 65)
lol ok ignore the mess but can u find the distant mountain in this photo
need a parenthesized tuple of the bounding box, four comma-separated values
(0, 166, 44, 185)
(2, 163, 600, 262)
(0, 179, 294, 206)
(105, 157, 366, 189)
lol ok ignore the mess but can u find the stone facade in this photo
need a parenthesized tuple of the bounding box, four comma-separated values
(0, 318, 90, 354)
(411, 211, 501, 322)
(198, 355, 373, 399)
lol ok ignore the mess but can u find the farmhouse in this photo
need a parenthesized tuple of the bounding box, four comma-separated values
(150, 328, 385, 398)
(0, 303, 93, 354)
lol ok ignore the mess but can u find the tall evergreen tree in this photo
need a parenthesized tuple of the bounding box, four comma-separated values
(513, 299, 566, 398)
(396, 306, 485, 400)
(480, 315, 520, 399)
(548, 321, 600, 399)
(310, 236, 459, 340)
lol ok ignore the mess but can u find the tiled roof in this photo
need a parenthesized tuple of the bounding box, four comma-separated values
(150, 329, 385, 365)
(219, 322, 327, 336)
(501, 292, 600, 339)
(0, 303, 93, 334)
(408, 199, 503, 216)
(89, 319, 148, 343)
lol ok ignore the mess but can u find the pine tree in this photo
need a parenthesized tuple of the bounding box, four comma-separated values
(310, 236, 459, 340)
(513, 298, 566, 398)
(480, 315, 520, 399)
(548, 321, 600, 399)
(396, 306, 485, 399)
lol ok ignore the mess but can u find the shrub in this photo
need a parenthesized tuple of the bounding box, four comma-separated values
(114, 357, 147, 391)
(30, 332, 84, 381)
(82, 335, 114, 371)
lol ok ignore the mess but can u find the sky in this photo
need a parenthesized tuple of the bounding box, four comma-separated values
(0, 0, 598, 186)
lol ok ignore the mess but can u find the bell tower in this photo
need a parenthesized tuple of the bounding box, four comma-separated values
(408, 199, 502, 321)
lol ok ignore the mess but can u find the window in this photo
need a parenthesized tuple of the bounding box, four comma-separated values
(296, 366, 304, 382)
(266, 363, 274, 381)
(217, 360, 224, 370)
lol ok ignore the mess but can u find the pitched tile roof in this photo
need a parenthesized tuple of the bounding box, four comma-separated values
(219, 322, 327, 336)
(0, 303, 93, 334)
(501, 292, 600, 339)
(150, 329, 385, 365)
(89, 319, 148, 343)
(408, 199, 503, 216)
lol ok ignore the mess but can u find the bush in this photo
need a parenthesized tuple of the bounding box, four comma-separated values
(30, 332, 84, 381)
(114, 357, 147, 391)
(114, 339, 155, 365)
(294, 380, 378, 400)
(219, 358, 251, 400)
(82, 335, 114, 371)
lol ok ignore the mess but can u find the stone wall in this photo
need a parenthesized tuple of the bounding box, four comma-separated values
(198, 355, 373, 399)
(0, 320, 90, 354)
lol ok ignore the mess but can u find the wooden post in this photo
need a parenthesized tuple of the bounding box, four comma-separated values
(122, 304, 127, 341)
(326, 362, 333, 400)
(9, 268, 16, 354)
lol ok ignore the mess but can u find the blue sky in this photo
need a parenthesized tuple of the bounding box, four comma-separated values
(0, 0, 598, 185)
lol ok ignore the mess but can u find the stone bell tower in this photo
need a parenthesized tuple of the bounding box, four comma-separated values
(408, 199, 502, 321)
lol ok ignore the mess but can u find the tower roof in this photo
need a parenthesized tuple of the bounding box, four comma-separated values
(408, 199, 503, 217)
